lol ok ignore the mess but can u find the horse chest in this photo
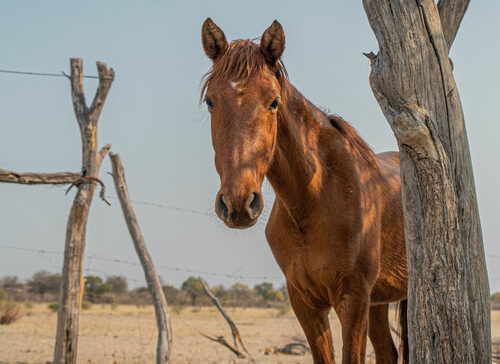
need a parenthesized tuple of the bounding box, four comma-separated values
(266, 216, 353, 307)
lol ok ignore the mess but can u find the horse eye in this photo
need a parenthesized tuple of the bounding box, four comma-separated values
(269, 99, 279, 111)
(205, 97, 214, 109)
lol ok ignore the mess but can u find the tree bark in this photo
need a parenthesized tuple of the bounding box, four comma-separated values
(438, 0, 471, 50)
(53, 58, 114, 364)
(0, 170, 81, 184)
(362, 1, 490, 363)
(109, 152, 173, 364)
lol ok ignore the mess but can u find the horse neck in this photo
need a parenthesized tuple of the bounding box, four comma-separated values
(266, 84, 364, 222)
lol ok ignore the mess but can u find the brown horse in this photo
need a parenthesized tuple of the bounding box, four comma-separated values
(201, 18, 408, 364)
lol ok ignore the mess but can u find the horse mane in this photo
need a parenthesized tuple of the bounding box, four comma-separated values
(328, 115, 378, 167)
(201, 40, 289, 101)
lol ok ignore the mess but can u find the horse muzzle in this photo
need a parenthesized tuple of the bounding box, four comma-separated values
(215, 190, 263, 229)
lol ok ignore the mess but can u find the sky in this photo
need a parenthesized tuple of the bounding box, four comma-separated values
(0, 1, 499, 291)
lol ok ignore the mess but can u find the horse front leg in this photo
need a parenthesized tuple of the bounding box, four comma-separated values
(288, 282, 336, 364)
(334, 286, 370, 364)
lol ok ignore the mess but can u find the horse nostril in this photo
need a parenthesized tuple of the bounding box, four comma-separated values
(216, 194, 229, 221)
(246, 192, 263, 220)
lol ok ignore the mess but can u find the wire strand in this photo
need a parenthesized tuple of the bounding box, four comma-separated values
(0, 68, 101, 79)
(108, 195, 211, 216)
(0, 244, 283, 281)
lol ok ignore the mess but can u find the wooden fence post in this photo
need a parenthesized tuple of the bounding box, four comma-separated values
(53, 58, 114, 364)
(110, 152, 173, 364)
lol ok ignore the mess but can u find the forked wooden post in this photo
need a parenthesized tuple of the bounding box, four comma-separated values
(109, 152, 173, 364)
(53, 58, 114, 364)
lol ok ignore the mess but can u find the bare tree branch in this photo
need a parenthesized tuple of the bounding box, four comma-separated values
(0, 169, 81, 185)
(65, 176, 111, 206)
(276, 342, 310, 356)
(437, 0, 470, 50)
(200, 278, 250, 357)
(198, 332, 246, 358)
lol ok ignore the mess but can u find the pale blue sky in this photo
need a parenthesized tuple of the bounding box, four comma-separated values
(0, 1, 499, 291)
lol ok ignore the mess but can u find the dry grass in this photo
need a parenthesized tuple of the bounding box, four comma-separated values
(1, 304, 498, 363)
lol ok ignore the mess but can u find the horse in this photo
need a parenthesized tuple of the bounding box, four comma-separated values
(200, 18, 408, 364)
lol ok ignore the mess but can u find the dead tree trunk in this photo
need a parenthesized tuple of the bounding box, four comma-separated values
(362, 0, 490, 363)
(53, 58, 114, 364)
(109, 153, 173, 364)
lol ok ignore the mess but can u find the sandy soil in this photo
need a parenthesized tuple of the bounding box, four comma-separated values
(1, 304, 498, 364)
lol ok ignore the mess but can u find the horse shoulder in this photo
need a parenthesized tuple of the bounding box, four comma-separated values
(370, 150, 408, 304)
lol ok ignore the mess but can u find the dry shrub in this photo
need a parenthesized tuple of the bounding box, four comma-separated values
(48, 302, 59, 312)
(0, 303, 22, 325)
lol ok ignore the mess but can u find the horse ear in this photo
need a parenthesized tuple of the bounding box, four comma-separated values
(260, 20, 285, 65)
(202, 18, 229, 61)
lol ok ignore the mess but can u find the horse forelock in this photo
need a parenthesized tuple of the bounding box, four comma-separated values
(201, 40, 289, 102)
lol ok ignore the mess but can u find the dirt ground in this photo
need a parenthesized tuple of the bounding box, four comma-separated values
(1, 304, 499, 364)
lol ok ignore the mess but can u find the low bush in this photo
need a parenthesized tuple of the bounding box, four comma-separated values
(275, 303, 291, 317)
(0, 288, 7, 301)
(48, 302, 59, 312)
(0, 302, 22, 325)
(170, 305, 186, 315)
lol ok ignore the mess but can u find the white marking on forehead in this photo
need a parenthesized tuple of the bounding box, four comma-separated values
(230, 81, 239, 90)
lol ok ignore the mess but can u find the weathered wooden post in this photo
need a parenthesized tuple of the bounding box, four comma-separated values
(362, 1, 490, 362)
(110, 153, 173, 364)
(53, 58, 114, 364)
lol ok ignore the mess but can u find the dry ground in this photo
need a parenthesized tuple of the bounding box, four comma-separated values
(1, 304, 499, 363)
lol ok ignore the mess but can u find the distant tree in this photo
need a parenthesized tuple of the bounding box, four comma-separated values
(278, 284, 289, 303)
(230, 283, 253, 305)
(0, 288, 7, 301)
(162, 285, 180, 304)
(254, 282, 284, 303)
(105, 276, 128, 294)
(27, 271, 61, 297)
(0, 276, 22, 289)
(491, 293, 500, 310)
(181, 277, 205, 305)
(254, 282, 273, 299)
(212, 285, 227, 298)
(84, 276, 113, 301)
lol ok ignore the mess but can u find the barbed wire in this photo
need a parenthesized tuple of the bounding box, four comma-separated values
(0, 244, 283, 282)
(4, 243, 500, 284)
(37, 184, 212, 217)
(107, 195, 212, 216)
(0, 68, 102, 79)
